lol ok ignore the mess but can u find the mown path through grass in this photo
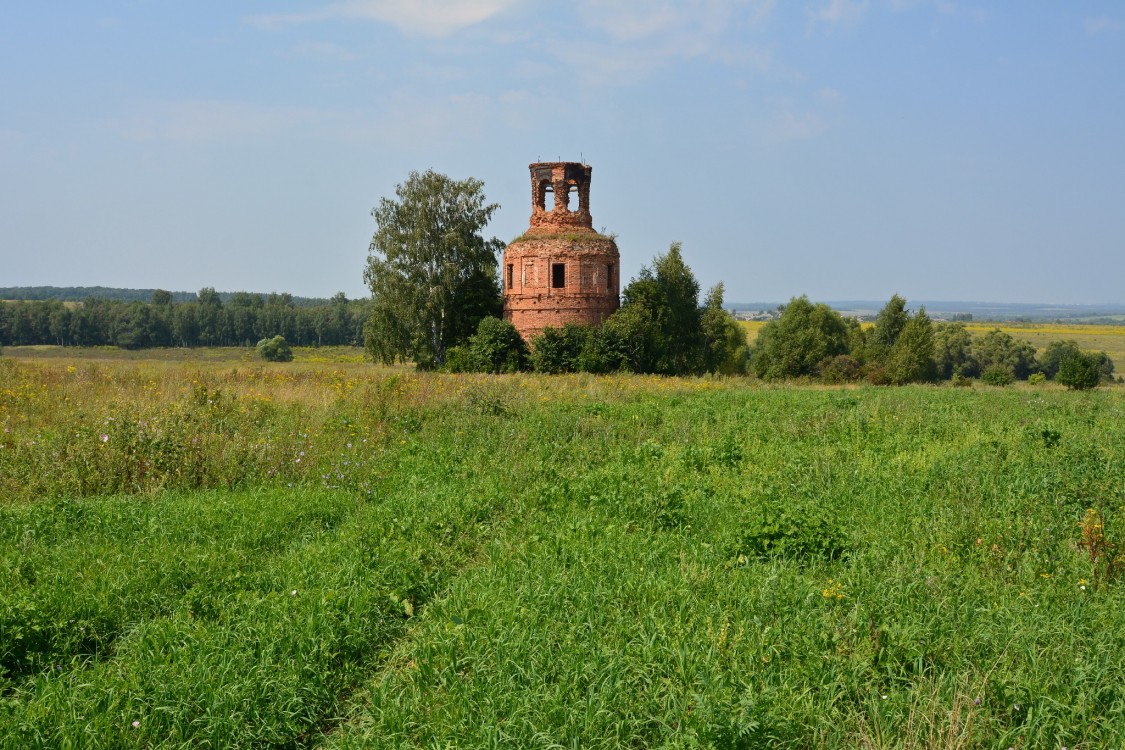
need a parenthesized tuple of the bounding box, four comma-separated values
(323, 388, 1125, 749)
(3, 470, 516, 747)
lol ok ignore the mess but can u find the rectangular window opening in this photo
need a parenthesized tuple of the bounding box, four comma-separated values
(551, 263, 566, 289)
(506, 264, 514, 289)
(606, 263, 614, 291)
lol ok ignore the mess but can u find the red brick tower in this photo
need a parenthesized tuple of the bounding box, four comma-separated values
(502, 162, 620, 341)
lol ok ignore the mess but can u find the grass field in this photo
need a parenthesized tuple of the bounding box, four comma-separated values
(2, 352, 1124, 748)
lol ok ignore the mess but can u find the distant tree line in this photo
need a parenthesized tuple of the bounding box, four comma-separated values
(0, 289, 370, 349)
(750, 294, 1116, 389)
(0, 286, 332, 307)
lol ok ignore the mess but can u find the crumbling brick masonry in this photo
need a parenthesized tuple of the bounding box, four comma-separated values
(502, 162, 621, 341)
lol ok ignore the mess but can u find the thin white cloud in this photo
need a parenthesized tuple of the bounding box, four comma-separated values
(293, 40, 358, 61)
(888, 0, 987, 24)
(113, 100, 335, 143)
(562, 0, 776, 85)
(1086, 16, 1125, 35)
(749, 105, 829, 144)
(808, 0, 869, 29)
(549, 40, 669, 87)
(578, 0, 774, 41)
(247, 0, 517, 37)
(110, 94, 513, 152)
(579, 2, 682, 41)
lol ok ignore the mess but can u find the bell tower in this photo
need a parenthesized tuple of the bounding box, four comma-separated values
(502, 162, 620, 341)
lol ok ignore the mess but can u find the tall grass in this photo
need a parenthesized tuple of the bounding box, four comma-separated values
(1, 355, 1123, 747)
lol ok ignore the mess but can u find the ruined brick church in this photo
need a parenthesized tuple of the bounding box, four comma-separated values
(502, 162, 620, 341)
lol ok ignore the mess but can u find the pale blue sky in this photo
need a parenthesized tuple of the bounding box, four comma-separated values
(2, 1, 1123, 303)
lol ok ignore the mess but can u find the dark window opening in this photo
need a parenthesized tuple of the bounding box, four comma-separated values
(567, 185, 580, 213)
(506, 264, 514, 290)
(606, 263, 614, 291)
(551, 263, 566, 289)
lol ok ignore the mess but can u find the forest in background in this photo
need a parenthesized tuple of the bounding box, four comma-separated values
(0, 289, 369, 349)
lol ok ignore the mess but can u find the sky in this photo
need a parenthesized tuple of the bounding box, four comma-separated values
(1, 1, 1123, 305)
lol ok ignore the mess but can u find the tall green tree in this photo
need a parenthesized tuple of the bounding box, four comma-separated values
(699, 283, 749, 375)
(363, 170, 502, 369)
(867, 296, 938, 383)
(974, 329, 1039, 380)
(48, 302, 72, 346)
(196, 287, 223, 346)
(933, 322, 979, 379)
(173, 304, 200, 347)
(885, 307, 936, 384)
(869, 293, 909, 358)
(751, 296, 851, 380)
(618, 242, 704, 375)
(602, 302, 661, 374)
(1037, 340, 1081, 380)
(315, 292, 350, 347)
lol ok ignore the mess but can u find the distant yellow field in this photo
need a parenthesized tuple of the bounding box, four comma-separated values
(962, 322, 1125, 338)
(739, 320, 1125, 372)
(739, 320, 768, 342)
(1, 299, 81, 309)
(964, 322, 1125, 372)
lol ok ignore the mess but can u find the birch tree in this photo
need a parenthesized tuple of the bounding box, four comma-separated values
(363, 170, 502, 368)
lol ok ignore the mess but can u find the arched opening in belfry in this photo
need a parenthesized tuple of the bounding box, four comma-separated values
(536, 180, 552, 210)
(567, 184, 581, 213)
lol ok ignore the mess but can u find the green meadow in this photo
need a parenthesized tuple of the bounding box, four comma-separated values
(1, 353, 1123, 748)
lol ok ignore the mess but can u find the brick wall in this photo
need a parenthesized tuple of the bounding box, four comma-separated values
(502, 162, 620, 342)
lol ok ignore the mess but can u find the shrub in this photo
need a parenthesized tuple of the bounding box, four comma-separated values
(1090, 350, 1115, 382)
(951, 374, 973, 388)
(256, 335, 293, 362)
(819, 354, 862, 384)
(980, 364, 1014, 386)
(1038, 340, 1081, 380)
(1056, 353, 1101, 390)
(575, 324, 624, 374)
(864, 363, 891, 386)
(974, 329, 1038, 380)
(444, 318, 529, 374)
(530, 324, 590, 374)
(751, 296, 851, 380)
(468, 316, 528, 373)
(601, 304, 659, 373)
(1037, 342, 1111, 383)
(443, 345, 485, 373)
(1027, 372, 1046, 386)
(732, 499, 848, 563)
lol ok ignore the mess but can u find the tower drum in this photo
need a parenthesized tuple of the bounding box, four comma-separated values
(501, 162, 620, 342)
